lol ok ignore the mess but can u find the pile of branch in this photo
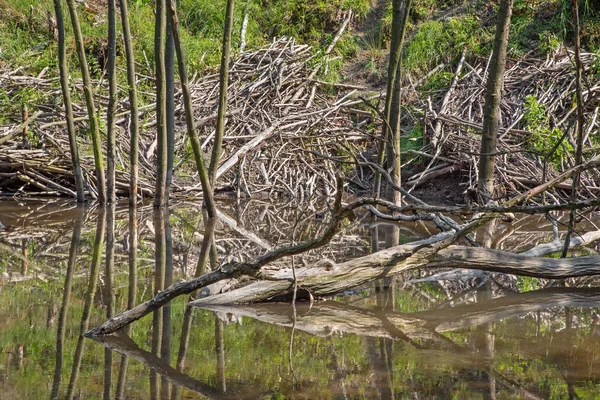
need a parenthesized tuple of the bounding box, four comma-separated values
(410, 49, 600, 202)
(0, 38, 368, 199)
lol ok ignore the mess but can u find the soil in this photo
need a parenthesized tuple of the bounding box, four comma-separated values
(340, 0, 389, 91)
(407, 173, 467, 205)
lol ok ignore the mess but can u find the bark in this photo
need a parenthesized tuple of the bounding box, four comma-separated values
(119, 0, 140, 205)
(64, 0, 106, 202)
(168, 1, 216, 216)
(154, 0, 168, 207)
(87, 168, 600, 335)
(107, 0, 117, 204)
(477, 0, 514, 204)
(208, 0, 236, 185)
(53, 0, 85, 202)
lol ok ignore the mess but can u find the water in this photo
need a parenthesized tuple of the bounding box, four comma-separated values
(1, 199, 600, 399)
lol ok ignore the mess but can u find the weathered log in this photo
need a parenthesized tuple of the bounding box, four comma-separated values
(191, 240, 600, 305)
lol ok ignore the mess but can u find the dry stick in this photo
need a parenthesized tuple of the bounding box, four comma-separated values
(413, 48, 466, 189)
(168, 1, 216, 217)
(107, 0, 117, 204)
(562, 0, 585, 258)
(64, 0, 106, 203)
(208, 0, 236, 185)
(119, 0, 139, 205)
(154, 0, 168, 208)
(0, 111, 42, 146)
(86, 179, 349, 336)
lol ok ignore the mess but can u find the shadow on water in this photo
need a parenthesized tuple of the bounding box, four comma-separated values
(2, 200, 600, 398)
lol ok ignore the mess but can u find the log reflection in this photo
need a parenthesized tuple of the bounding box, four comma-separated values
(91, 333, 268, 399)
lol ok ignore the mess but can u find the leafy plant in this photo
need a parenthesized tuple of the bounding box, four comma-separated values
(523, 95, 572, 169)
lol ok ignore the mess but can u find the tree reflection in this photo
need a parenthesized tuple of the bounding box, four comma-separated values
(50, 205, 84, 400)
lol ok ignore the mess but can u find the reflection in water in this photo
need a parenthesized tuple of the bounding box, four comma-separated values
(66, 208, 105, 400)
(2, 202, 600, 398)
(50, 206, 84, 400)
(104, 202, 115, 400)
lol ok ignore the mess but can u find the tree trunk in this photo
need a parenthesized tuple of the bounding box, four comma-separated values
(562, 0, 585, 257)
(53, 0, 85, 202)
(374, 0, 411, 198)
(166, 3, 176, 187)
(208, 0, 236, 185)
(477, 0, 513, 204)
(154, 0, 168, 207)
(120, 0, 140, 206)
(168, 0, 217, 217)
(106, 0, 117, 203)
(64, 0, 106, 203)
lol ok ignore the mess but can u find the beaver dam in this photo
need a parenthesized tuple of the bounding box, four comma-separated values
(2, 38, 600, 201)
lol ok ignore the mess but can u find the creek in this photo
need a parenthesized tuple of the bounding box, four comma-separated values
(1, 199, 599, 399)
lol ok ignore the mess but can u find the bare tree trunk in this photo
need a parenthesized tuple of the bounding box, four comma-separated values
(388, 0, 411, 207)
(120, 0, 140, 205)
(562, 0, 585, 257)
(166, 4, 176, 187)
(154, 0, 168, 207)
(477, 0, 514, 204)
(208, 0, 236, 185)
(374, 0, 411, 199)
(64, 0, 106, 203)
(106, 0, 117, 203)
(53, 0, 85, 203)
(168, 1, 217, 217)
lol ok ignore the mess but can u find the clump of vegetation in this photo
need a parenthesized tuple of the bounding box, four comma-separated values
(403, 15, 481, 75)
(523, 95, 572, 169)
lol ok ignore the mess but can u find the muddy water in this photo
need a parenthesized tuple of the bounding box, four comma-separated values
(1, 200, 600, 399)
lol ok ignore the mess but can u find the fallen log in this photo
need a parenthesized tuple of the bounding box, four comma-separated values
(189, 238, 600, 306)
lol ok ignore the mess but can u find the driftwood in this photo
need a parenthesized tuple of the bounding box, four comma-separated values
(190, 239, 600, 306)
